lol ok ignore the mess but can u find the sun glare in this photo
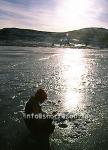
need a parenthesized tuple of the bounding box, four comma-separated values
(61, 49, 86, 111)
(56, 0, 91, 30)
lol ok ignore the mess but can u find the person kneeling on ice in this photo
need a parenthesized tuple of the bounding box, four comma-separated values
(24, 89, 55, 150)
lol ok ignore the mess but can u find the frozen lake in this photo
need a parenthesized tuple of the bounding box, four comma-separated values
(0, 46, 108, 150)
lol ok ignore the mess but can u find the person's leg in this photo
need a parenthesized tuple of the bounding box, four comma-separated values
(37, 136, 51, 150)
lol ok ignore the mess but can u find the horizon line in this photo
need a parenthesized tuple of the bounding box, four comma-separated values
(0, 26, 108, 33)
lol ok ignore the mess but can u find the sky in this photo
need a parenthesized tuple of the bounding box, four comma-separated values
(0, 0, 108, 32)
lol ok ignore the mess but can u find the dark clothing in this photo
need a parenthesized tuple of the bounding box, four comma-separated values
(24, 96, 55, 150)
(25, 96, 41, 114)
(24, 114, 54, 137)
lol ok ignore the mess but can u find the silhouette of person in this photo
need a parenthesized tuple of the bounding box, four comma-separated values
(24, 89, 55, 150)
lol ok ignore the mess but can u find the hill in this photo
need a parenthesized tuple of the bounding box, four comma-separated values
(0, 27, 108, 48)
(69, 27, 108, 48)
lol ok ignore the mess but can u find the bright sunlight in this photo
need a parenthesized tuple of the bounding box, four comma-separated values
(56, 0, 92, 30)
(61, 49, 86, 111)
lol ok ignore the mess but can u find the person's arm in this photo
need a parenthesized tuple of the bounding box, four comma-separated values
(25, 101, 32, 114)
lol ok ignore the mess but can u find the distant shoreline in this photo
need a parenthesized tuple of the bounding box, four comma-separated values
(0, 45, 102, 49)
(0, 27, 108, 48)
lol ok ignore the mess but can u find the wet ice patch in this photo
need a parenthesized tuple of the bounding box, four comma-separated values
(51, 113, 92, 146)
(58, 123, 68, 128)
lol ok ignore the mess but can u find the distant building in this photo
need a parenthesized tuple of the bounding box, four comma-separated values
(60, 33, 70, 46)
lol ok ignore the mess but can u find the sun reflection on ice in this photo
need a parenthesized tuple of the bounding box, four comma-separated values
(61, 49, 86, 111)
(64, 91, 81, 110)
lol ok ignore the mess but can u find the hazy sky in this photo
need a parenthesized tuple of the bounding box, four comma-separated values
(0, 0, 108, 32)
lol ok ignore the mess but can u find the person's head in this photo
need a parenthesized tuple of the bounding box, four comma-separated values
(35, 89, 47, 103)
